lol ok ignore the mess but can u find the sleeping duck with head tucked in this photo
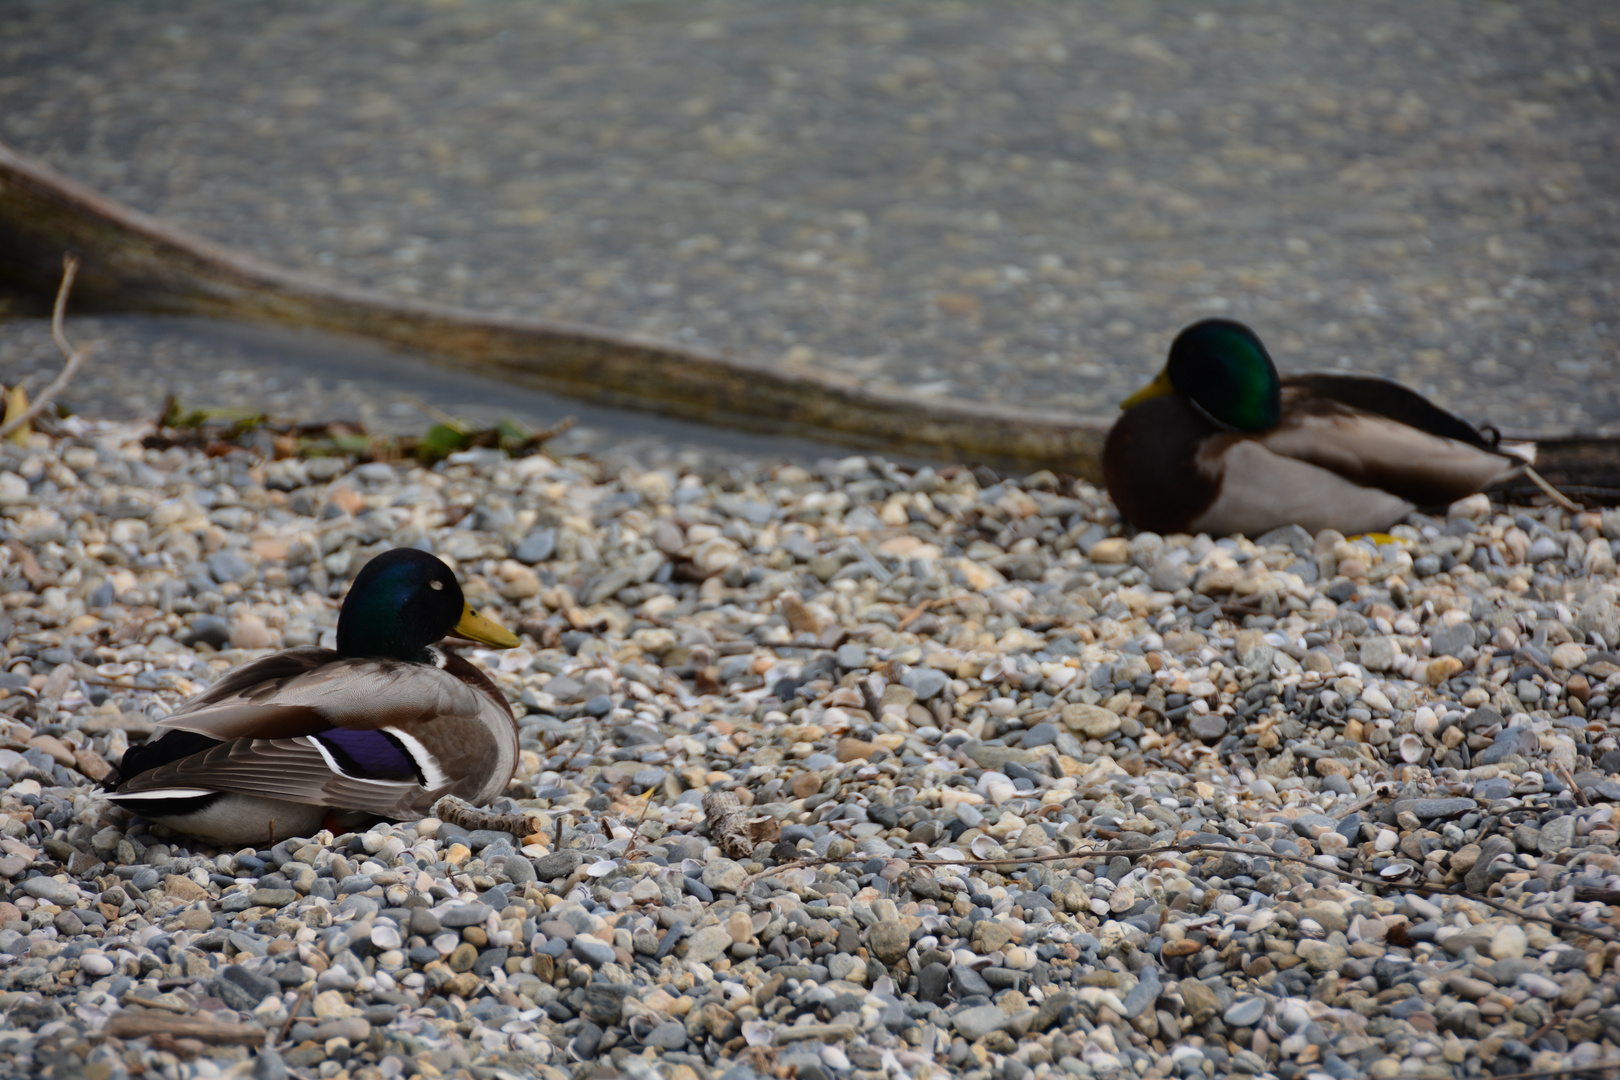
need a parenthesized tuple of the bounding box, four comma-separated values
(1103, 318, 1531, 537)
(105, 547, 521, 846)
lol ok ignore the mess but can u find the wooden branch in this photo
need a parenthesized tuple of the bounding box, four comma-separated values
(104, 1012, 266, 1045)
(0, 255, 89, 441)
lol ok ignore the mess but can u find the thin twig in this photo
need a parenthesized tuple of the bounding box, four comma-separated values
(274, 985, 311, 1046)
(1523, 464, 1582, 513)
(0, 256, 90, 441)
(744, 839, 1619, 944)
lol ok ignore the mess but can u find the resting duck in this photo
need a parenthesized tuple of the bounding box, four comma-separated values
(106, 547, 521, 846)
(1102, 319, 1531, 537)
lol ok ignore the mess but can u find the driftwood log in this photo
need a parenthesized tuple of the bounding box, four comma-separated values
(0, 138, 1109, 479)
(4, 137, 1620, 497)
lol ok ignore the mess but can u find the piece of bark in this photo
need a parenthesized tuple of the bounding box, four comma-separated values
(777, 592, 822, 636)
(702, 791, 781, 860)
(431, 795, 536, 838)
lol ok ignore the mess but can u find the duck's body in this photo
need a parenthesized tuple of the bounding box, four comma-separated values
(1103, 320, 1529, 537)
(106, 548, 520, 846)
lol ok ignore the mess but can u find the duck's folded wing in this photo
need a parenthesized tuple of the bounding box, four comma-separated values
(1282, 374, 1507, 449)
(1259, 405, 1525, 508)
(110, 733, 447, 819)
(160, 655, 487, 741)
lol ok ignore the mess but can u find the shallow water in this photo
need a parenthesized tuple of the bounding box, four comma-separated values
(2, 1, 1617, 433)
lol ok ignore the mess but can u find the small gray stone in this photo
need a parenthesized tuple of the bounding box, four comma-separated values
(580, 983, 631, 1025)
(572, 937, 616, 968)
(1410, 797, 1476, 820)
(1527, 536, 1563, 562)
(438, 902, 494, 928)
(21, 877, 78, 906)
(1189, 713, 1228, 742)
(1477, 725, 1538, 765)
(1224, 997, 1266, 1029)
(207, 550, 256, 587)
(684, 925, 733, 965)
(644, 1020, 688, 1050)
(216, 964, 281, 1012)
(1539, 815, 1575, 856)
(953, 1004, 1012, 1040)
(252, 1049, 290, 1080)
(185, 614, 232, 649)
(514, 528, 557, 564)
(867, 921, 910, 966)
(1466, 835, 1517, 894)
(1360, 636, 1399, 672)
(532, 851, 585, 882)
(835, 643, 868, 670)
(1431, 624, 1475, 658)
(903, 667, 950, 701)
(497, 854, 536, 886)
(1122, 966, 1160, 1018)
(700, 858, 746, 894)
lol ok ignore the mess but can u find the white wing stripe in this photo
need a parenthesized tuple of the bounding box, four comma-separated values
(385, 727, 450, 789)
(110, 788, 217, 800)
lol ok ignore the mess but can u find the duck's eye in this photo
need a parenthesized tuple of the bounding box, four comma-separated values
(429, 581, 444, 591)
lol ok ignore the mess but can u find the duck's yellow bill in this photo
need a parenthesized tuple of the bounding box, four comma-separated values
(454, 603, 520, 648)
(1119, 368, 1175, 410)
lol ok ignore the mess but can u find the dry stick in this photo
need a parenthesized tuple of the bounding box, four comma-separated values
(1523, 464, 1583, 513)
(744, 839, 1619, 944)
(0, 255, 89, 441)
(274, 985, 311, 1047)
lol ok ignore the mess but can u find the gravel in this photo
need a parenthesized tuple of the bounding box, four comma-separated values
(1, 415, 1619, 1079)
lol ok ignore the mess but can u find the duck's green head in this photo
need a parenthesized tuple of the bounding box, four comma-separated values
(1121, 318, 1282, 432)
(336, 547, 520, 660)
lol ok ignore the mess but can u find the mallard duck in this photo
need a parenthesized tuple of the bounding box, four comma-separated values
(106, 547, 521, 846)
(1102, 319, 1531, 537)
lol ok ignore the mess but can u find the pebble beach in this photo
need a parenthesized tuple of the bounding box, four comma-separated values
(0, 417, 1619, 1080)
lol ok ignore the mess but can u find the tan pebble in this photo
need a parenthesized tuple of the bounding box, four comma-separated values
(312, 990, 356, 1019)
(229, 612, 275, 650)
(178, 907, 213, 931)
(495, 561, 541, 600)
(27, 735, 74, 768)
(1060, 703, 1120, 738)
(165, 874, 210, 903)
(1425, 656, 1464, 685)
(446, 843, 472, 867)
(1567, 673, 1591, 703)
(791, 772, 823, 798)
(1089, 538, 1128, 565)
(727, 911, 754, 943)
(328, 487, 365, 516)
(1550, 642, 1586, 670)
(837, 738, 877, 762)
(1161, 938, 1201, 958)
(1337, 557, 1367, 580)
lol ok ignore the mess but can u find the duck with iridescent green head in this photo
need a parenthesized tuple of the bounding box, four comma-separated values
(1102, 319, 1530, 537)
(105, 548, 522, 846)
